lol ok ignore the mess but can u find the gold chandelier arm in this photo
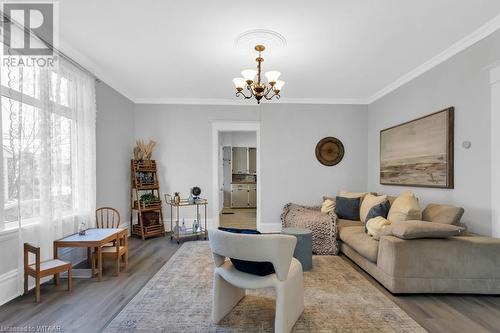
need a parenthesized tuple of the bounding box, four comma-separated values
(236, 84, 255, 99)
(263, 85, 280, 101)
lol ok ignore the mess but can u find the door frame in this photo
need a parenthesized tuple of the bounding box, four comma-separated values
(491, 62, 500, 237)
(211, 121, 261, 230)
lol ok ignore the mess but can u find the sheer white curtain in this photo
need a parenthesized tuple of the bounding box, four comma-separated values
(1, 56, 96, 292)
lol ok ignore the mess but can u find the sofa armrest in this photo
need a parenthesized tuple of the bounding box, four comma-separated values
(377, 235, 500, 279)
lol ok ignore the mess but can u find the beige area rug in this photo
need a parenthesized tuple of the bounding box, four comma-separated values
(104, 241, 425, 332)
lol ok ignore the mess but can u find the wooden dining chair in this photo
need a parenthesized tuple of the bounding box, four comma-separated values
(96, 207, 121, 228)
(24, 243, 72, 303)
(92, 230, 129, 276)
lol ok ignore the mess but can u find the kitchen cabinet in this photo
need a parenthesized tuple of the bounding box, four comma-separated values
(231, 184, 257, 208)
(248, 148, 256, 174)
(232, 147, 248, 174)
(231, 184, 249, 208)
(248, 184, 256, 207)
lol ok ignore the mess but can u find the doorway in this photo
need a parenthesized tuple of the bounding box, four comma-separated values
(211, 122, 261, 231)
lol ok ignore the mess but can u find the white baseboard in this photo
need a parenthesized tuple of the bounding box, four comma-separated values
(258, 223, 282, 233)
(0, 269, 18, 306)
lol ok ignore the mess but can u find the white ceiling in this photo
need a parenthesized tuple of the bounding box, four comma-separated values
(58, 0, 500, 104)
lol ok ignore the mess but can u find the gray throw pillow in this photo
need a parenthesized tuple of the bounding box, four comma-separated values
(365, 200, 390, 232)
(387, 220, 465, 240)
(335, 196, 360, 221)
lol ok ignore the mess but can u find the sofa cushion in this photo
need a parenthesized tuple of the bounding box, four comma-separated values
(360, 194, 387, 223)
(387, 220, 465, 239)
(422, 203, 465, 225)
(339, 226, 379, 263)
(387, 191, 421, 223)
(335, 196, 360, 220)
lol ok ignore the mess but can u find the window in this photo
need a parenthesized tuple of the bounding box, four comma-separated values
(1, 67, 77, 230)
(0, 54, 96, 234)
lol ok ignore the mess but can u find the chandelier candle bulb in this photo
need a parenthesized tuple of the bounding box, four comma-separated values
(265, 70, 281, 84)
(241, 69, 257, 83)
(274, 80, 285, 91)
(233, 78, 245, 91)
(233, 44, 284, 104)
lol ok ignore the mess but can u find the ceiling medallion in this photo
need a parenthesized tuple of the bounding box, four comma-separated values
(232, 44, 285, 104)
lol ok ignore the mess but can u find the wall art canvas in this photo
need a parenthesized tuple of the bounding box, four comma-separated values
(380, 107, 454, 188)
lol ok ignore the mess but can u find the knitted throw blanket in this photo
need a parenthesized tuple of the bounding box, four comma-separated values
(280, 203, 339, 255)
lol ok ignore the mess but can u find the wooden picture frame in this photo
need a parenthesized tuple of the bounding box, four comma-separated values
(380, 107, 454, 189)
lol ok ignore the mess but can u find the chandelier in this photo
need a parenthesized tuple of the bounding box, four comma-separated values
(232, 44, 285, 104)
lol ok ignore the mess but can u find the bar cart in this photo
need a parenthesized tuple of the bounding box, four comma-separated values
(164, 194, 208, 244)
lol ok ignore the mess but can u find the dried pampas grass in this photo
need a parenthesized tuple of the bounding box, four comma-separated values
(134, 139, 156, 160)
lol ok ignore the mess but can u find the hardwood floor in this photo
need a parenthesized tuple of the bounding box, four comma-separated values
(341, 254, 500, 333)
(220, 208, 256, 229)
(0, 235, 180, 332)
(1, 235, 500, 333)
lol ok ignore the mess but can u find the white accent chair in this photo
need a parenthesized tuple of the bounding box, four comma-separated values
(208, 229, 304, 333)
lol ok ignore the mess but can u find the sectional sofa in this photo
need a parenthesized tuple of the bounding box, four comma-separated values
(338, 202, 500, 294)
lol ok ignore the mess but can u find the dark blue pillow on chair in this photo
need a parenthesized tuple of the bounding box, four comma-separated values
(335, 196, 361, 220)
(365, 200, 391, 231)
(218, 227, 275, 276)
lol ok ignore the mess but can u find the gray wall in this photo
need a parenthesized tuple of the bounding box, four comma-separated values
(133, 104, 260, 222)
(133, 103, 368, 229)
(260, 103, 368, 225)
(96, 82, 135, 225)
(367, 30, 500, 235)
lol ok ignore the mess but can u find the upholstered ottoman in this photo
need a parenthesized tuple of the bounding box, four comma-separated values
(282, 228, 313, 271)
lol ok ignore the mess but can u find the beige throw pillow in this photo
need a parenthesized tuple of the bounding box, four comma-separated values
(422, 204, 465, 225)
(340, 190, 369, 203)
(360, 194, 388, 223)
(388, 220, 465, 239)
(387, 191, 421, 223)
(321, 199, 336, 214)
(366, 216, 392, 240)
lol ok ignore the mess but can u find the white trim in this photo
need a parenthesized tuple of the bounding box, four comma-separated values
(367, 13, 500, 103)
(491, 62, 500, 237)
(0, 269, 18, 306)
(258, 223, 282, 234)
(211, 121, 261, 230)
(491, 65, 500, 85)
(133, 97, 369, 105)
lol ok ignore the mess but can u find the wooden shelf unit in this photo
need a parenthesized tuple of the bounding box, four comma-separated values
(130, 160, 165, 240)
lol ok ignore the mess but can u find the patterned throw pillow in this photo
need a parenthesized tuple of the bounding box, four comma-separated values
(335, 196, 361, 220)
(365, 200, 391, 232)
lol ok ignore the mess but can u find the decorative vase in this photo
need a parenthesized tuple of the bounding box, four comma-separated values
(174, 192, 181, 205)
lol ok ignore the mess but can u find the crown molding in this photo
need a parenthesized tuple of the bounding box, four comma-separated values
(133, 98, 257, 106)
(367, 13, 500, 104)
(133, 97, 369, 105)
(58, 38, 136, 103)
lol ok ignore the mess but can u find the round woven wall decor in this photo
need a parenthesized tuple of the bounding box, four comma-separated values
(315, 137, 344, 166)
